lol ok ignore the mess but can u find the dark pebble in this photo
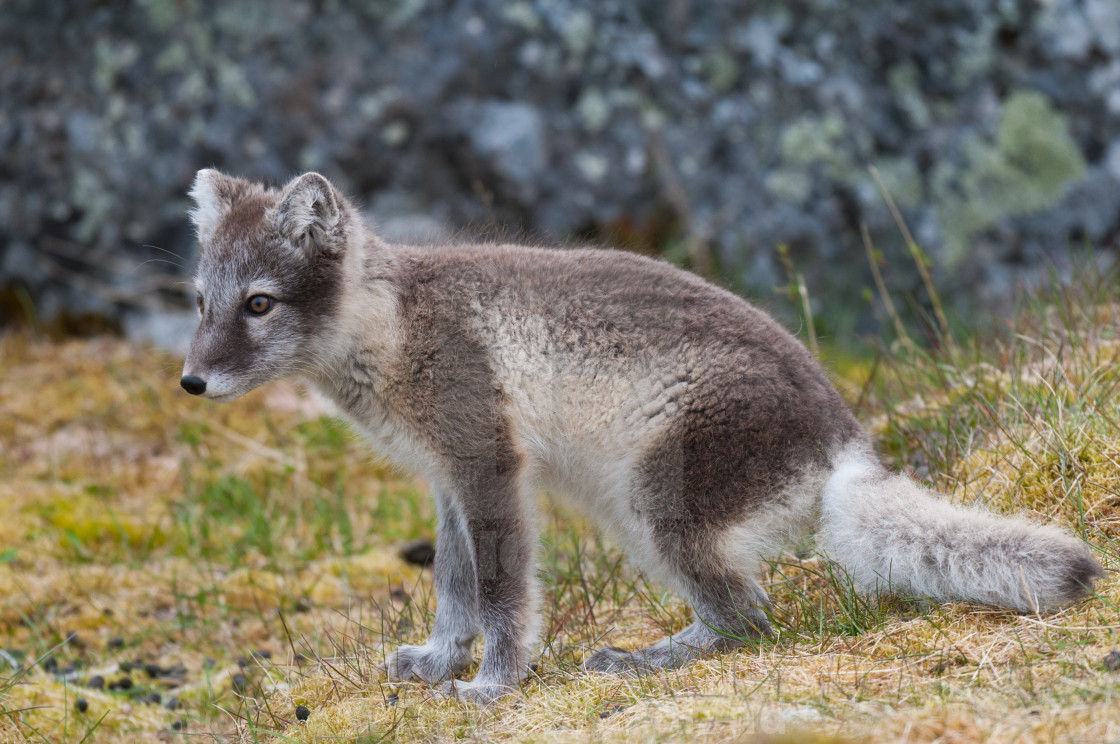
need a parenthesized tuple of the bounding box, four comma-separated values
(294, 598, 312, 612)
(398, 539, 436, 566)
(87, 675, 105, 690)
(528, 663, 539, 674)
(108, 636, 124, 649)
(599, 705, 625, 719)
(295, 704, 310, 722)
(165, 697, 181, 711)
(171, 719, 186, 731)
(254, 649, 272, 660)
(145, 663, 163, 678)
(117, 675, 133, 690)
(66, 632, 84, 648)
(43, 657, 59, 673)
(76, 698, 89, 713)
(166, 663, 187, 677)
(146, 691, 162, 704)
(1104, 650, 1120, 671)
(236, 656, 250, 668)
(231, 673, 247, 693)
(386, 693, 398, 707)
(119, 661, 133, 673)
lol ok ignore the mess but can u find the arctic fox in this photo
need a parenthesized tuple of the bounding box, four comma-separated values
(180, 170, 1101, 702)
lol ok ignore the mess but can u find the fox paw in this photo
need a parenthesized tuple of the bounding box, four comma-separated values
(380, 643, 473, 684)
(582, 646, 657, 676)
(437, 677, 517, 704)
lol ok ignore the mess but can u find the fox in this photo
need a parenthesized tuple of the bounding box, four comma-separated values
(180, 169, 1102, 703)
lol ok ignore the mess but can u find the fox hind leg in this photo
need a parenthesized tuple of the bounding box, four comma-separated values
(583, 530, 772, 675)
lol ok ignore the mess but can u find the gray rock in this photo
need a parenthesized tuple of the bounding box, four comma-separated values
(465, 101, 547, 203)
(2, 0, 1120, 341)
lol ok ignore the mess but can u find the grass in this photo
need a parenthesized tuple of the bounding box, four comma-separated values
(1, 267, 1119, 743)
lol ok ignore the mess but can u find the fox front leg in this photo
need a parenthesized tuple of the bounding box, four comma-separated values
(437, 478, 539, 704)
(382, 492, 479, 683)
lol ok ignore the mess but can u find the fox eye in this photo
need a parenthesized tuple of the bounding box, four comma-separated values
(247, 295, 273, 315)
(196, 293, 204, 312)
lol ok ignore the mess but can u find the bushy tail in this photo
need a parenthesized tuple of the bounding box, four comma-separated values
(819, 447, 1102, 613)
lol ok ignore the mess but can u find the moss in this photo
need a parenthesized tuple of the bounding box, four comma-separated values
(867, 156, 923, 209)
(576, 88, 611, 133)
(887, 63, 930, 129)
(704, 47, 740, 94)
(934, 91, 1086, 264)
(765, 168, 813, 204)
(780, 114, 847, 167)
(501, 2, 541, 32)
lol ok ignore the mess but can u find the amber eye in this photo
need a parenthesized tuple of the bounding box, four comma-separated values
(196, 293, 204, 312)
(247, 295, 273, 315)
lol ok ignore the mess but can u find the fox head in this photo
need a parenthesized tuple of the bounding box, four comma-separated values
(180, 170, 356, 401)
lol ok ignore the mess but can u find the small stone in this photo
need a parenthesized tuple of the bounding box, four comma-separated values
(43, 657, 59, 673)
(117, 675, 133, 690)
(108, 637, 124, 649)
(253, 649, 272, 660)
(145, 663, 163, 678)
(119, 661, 133, 673)
(146, 691, 162, 704)
(399, 539, 435, 566)
(236, 656, 250, 669)
(165, 697, 181, 711)
(528, 663, 539, 674)
(295, 704, 310, 722)
(88, 675, 105, 690)
(231, 673, 248, 693)
(1104, 650, 1120, 671)
(166, 663, 187, 677)
(76, 698, 89, 713)
(386, 693, 398, 707)
(171, 719, 186, 731)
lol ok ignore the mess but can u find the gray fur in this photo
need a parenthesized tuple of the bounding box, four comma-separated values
(181, 171, 1101, 703)
(821, 445, 1103, 613)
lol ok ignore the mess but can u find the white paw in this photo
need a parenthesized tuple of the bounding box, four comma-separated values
(437, 677, 517, 704)
(583, 646, 649, 675)
(380, 643, 473, 684)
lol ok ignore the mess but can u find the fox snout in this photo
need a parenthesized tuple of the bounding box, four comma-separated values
(180, 375, 207, 395)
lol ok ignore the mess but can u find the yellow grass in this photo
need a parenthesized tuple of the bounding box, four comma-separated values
(1, 286, 1118, 743)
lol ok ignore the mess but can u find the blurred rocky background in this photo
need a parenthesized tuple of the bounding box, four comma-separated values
(3, 0, 1120, 347)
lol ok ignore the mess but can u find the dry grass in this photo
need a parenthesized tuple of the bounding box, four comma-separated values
(2, 273, 1119, 743)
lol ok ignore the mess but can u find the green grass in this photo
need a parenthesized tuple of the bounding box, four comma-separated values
(1, 259, 1119, 743)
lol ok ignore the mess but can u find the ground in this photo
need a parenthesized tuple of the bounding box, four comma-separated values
(1, 275, 1118, 743)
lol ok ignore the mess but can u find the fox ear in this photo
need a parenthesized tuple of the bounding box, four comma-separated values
(188, 169, 245, 244)
(273, 172, 343, 257)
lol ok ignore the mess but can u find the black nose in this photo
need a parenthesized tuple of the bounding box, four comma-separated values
(180, 375, 207, 395)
